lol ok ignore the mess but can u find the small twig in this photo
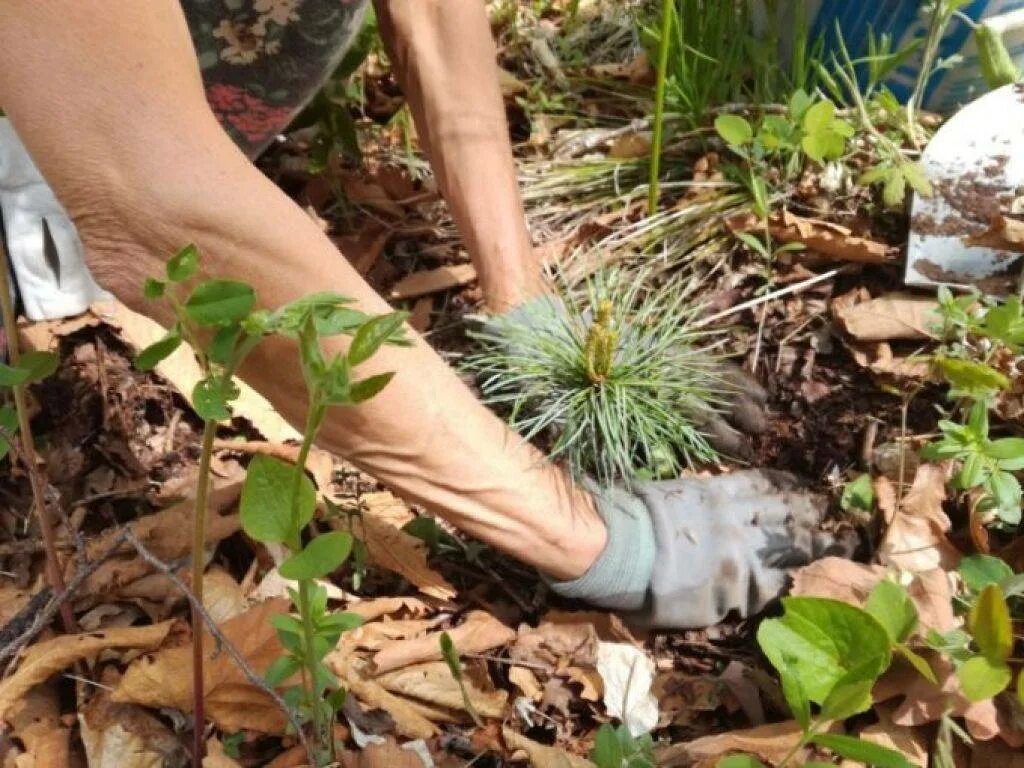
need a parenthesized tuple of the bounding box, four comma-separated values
(695, 267, 847, 329)
(122, 527, 314, 766)
(0, 528, 130, 663)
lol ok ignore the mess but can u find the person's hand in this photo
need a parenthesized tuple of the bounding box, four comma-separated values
(548, 469, 857, 628)
(0, 118, 111, 321)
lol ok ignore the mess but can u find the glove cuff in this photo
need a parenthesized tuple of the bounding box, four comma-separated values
(545, 482, 655, 613)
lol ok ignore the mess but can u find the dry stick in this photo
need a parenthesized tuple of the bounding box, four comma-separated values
(694, 267, 847, 329)
(0, 260, 75, 633)
(0, 528, 131, 664)
(123, 527, 315, 766)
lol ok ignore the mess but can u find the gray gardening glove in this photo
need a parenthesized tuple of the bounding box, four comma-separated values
(479, 295, 769, 459)
(0, 118, 111, 321)
(549, 470, 849, 628)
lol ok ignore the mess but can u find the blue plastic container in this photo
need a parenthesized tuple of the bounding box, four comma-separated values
(801, 0, 1024, 112)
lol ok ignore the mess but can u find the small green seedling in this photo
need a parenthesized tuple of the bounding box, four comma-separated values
(590, 723, 655, 768)
(236, 292, 407, 763)
(137, 244, 271, 763)
(439, 631, 482, 727)
(840, 472, 875, 517)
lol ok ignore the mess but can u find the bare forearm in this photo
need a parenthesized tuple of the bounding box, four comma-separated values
(375, 0, 543, 311)
(0, 0, 601, 579)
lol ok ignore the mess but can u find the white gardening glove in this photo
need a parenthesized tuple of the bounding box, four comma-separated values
(0, 118, 111, 321)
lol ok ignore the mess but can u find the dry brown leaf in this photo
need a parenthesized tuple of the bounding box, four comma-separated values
(790, 557, 957, 635)
(204, 738, 244, 768)
(608, 132, 652, 159)
(965, 214, 1024, 252)
(878, 465, 961, 572)
(6, 684, 69, 768)
(0, 584, 33, 627)
(203, 567, 249, 624)
(970, 738, 1024, 767)
(881, 654, 1019, 744)
(388, 264, 477, 300)
(18, 313, 102, 353)
(849, 705, 928, 768)
(0, 621, 173, 722)
(332, 656, 436, 739)
(833, 292, 942, 341)
(346, 596, 431, 623)
(657, 721, 809, 767)
(589, 51, 652, 83)
(509, 666, 544, 701)
(375, 661, 508, 717)
(498, 67, 528, 97)
(80, 695, 185, 767)
(335, 224, 392, 276)
(113, 599, 290, 734)
(351, 738, 425, 768)
(511, 620, 599, 672)
(213, 439, 334, 493)
(335, 493, 455, 600)
(846, 341, 933, 380)
(767, 210, 899, 264)
(373, 611, 514, 674)
(94, 300, 300, 443)
(502, 726, 595, 768)
(408, 297, 433, 333)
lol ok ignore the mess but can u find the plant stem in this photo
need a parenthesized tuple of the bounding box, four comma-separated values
(190, 418, 217, 766)
(291, 403, 329, 760)
(0, 249, 75, 633)
(647, 0, 673, 214)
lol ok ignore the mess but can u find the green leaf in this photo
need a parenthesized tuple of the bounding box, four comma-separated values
(240, 455, 316, 544)
(191, 375, 238, 421)
(317, 611, 363, 635)
(936, 357, 1009, 395)
(988, 470, 1021, 514)
(819, 671, 874, 721)
(809, 733, 914, 768)
(778, 658, 810, 731)
(0, 362, 30, 387)
(802, 100, 836, 132)
(897, 644, 938, 685)
(865, 579, 918, 644)
(349, 372, 395, 404)
(883, 168, 907, 208)
(788, 89, 813, 121)
(135, 328, 182, 372)
(1018, 668, 1024, 707)
(734, 231, 770, 259)
(756, 597, 891, 703)
(716, 757, 768, 768)
(440, 631, 461, 680)
(264, 655, 301, 687)
(184, 280, 255, 327)
(959, 555, 1014, 593)
(348, 311, 408, 366)
(17, 351, 58, 384)
(591, 724, 624, 768)
(209, 325, 242, 366)
(0, 405, 18, 462)
(959, 654, 1012, 701)
(143, 278, 165, 299)
(714, 114, 753, 146)
(278, 531, 354, 580)
(166, 244, 199, 282)
(841, 473, 875, 513)
(901, 162, 933, 197)
(968, 584, 1013, 661)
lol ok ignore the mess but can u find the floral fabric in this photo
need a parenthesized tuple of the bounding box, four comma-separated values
(182, 0, 368, 156)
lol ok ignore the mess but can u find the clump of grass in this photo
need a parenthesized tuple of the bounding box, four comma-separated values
(467, 269, 728, 486)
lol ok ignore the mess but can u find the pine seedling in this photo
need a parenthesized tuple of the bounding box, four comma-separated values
(467, 269, 727, 486)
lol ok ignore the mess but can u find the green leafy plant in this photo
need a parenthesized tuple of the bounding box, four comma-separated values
(137, 244, 273, 762)
(840, 472, 875, 516)
(236, 293, 407, 763)
(590, 723, 655, 768)
(467, 270, 726, 485)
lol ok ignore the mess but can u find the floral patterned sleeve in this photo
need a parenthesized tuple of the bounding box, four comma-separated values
(182, 0, 368, 157)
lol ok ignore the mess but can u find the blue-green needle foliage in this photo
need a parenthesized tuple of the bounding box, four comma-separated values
(468, 271, 727, 486)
